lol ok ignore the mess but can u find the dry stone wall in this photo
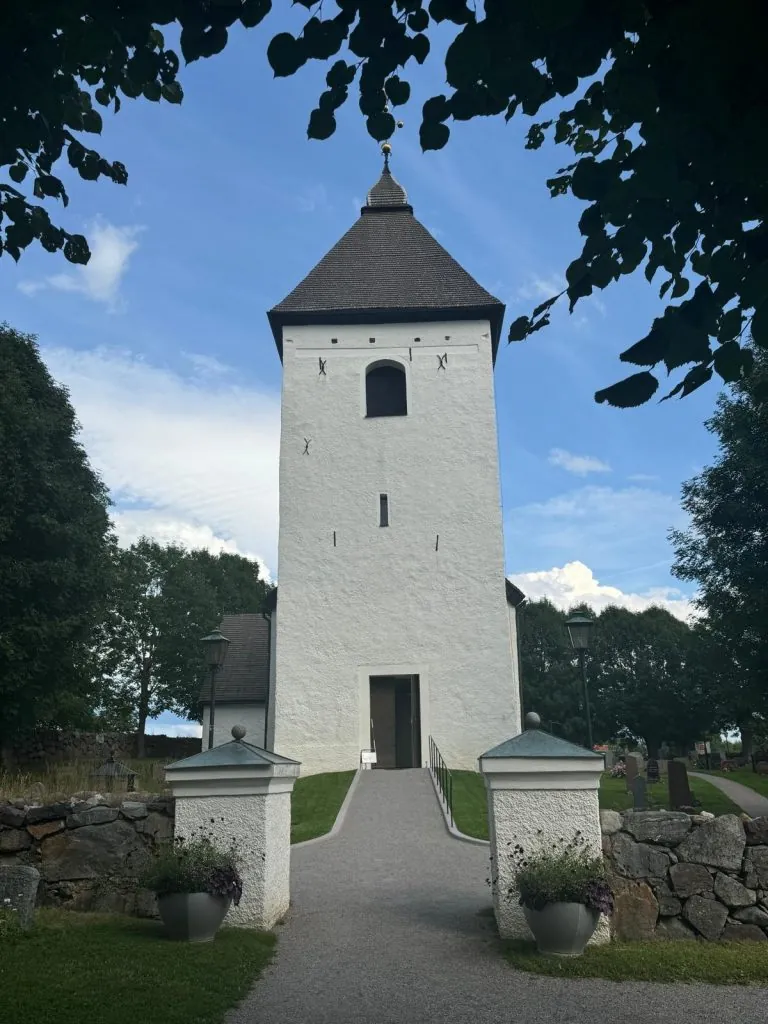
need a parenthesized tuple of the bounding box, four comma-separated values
(602, 809, 768, 941)
(8, 730, 200, 767)
(0, 793, 174, 916)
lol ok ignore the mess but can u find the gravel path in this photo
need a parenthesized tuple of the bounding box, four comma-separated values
(229, 769, 767, 1024)
(690, 771, 768, 818)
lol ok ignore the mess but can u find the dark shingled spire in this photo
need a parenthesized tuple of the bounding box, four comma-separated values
(268, 153, 505, 361)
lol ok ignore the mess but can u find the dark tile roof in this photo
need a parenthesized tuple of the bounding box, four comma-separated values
(268, 161, 505, 361)
(199, 613, 269, 706)
(505, 579, 527, 607)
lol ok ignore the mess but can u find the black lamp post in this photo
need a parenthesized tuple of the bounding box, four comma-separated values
(201, 627, 230, 750)
(566, 613, 595, 750)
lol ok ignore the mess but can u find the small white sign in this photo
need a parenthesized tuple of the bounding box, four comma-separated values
(361, 750, 377, 765)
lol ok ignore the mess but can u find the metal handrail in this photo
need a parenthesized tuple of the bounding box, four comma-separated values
(428, 735, 453, 828)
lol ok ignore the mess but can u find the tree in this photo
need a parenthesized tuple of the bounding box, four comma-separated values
(590, 606, 713, 757)
(518, 599, 587, 745)
(0, 323, 113, 763)
(4, 3, 768, 409)
(671, 348, 768, 749)
(94, 539, 270, 755)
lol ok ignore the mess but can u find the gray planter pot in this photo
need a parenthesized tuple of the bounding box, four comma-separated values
(523, 902, 599, 956)
(157, 893, 231, 942)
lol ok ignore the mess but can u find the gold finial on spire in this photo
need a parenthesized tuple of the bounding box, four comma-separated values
(381, 140, 392, 170)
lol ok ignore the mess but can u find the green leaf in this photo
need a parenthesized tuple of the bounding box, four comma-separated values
(307, 108, 336, 140)
(82, 109, 103, 133)
(161, 82, 183, 104)
(385, 76, 410, 106)
(408, 9, 429, 31)
(620, 323, 667, 366)
(422, 95, 449, 122)
(419, 119, 449, 151)
(366, 111, 396, 142)
(595, 371, 659, 408)
(717, 307, 742, 342)
(508, 316, 531, 342)
(411, 33, 430, 64)
(751, 301, 768, 349)
(327, 60, 356, 89)
(8, 163, 27, 183)
(63, 234, 90, 264)
(671, 276, 690, 298)
(570, 158, 619, 201)
(142, 81, 162, 102)
(240, 0, 272, 29)
(532, 295, 559, 318)
(267, 33, 304, 77)
(713, 341, 746, 383)
(741, 260, 768, 310)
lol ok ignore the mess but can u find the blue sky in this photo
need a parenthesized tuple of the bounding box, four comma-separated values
(1, 15, 720, 730)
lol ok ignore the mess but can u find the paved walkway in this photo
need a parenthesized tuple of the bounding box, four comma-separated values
(229, 769, 767, 1024)
(691, 771, 768, 817)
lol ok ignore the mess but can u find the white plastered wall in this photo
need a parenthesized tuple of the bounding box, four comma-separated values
(273, 319, 520, 774)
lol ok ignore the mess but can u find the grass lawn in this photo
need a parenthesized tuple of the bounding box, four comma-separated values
(0, 910, 275, 1024)
(599, 773, 742, 815)
(451, 770, 489, 839)
(290, 770, 356, 843)
(504, 939, 768, 985)
(449, 771, 742, 842)
(699, 768, 768, 800)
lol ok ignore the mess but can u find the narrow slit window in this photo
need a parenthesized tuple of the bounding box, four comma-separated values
(379, 494, 389, 528)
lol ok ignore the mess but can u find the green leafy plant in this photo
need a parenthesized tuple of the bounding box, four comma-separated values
(141, 825, 242, 905)
(508, 832, 614, 915)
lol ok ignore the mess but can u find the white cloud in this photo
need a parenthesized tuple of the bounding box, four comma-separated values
(507, 484, 686, 593)
(510, 561, 693, 621)
(296, 184, 330, 214)
(516, 274, 564, 303)
(18, 220, 141, 310)
(628, 473, 660, 483)
(549, 448, 611, 476)
(42, 346, 280, 574)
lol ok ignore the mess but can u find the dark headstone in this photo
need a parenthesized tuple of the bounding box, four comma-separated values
(646, 758, 660, 783)
(710, 751, 722, 770)
(631, 775, 647, 810)
(625, 754, 638, 793)
(668, 760, 693, 810)
(0, 865, 40, 930)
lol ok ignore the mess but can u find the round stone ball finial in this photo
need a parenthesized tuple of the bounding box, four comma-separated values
(231, 725, 247, 741)
(524, 712, 541, 730)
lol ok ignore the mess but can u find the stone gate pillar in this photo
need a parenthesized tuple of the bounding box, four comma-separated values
(479, 711, 607, 942)
(165, 726, 300, 929)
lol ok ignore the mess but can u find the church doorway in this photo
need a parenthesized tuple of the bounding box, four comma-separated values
(369, 675, 421, 769)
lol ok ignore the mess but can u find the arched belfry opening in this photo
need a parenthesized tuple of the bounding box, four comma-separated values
(365, 360, 407, 418)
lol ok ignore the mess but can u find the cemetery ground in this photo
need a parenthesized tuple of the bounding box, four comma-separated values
(450, 770, 741, 842)
(0, 909, 275, 1024)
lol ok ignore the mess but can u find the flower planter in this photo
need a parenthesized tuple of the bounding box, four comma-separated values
(157, 893, 231, 942)
(523, 902, 599, 956)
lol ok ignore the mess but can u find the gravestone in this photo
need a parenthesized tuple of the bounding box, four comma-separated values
(625, 754, 638, 793)
(631, 776, 647, 810)
(710, 751, 722, 770)
(0, 865, 40, 930)
(647, 758, 660, 784)
(668, 760, 693, 809)
(603, 751, 614, 770)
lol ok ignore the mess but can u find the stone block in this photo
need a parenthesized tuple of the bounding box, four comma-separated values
(0, 865, 40, 929)
(27, 820, 65, 841)
(743, 847, 768, 889)
(135, 812, 173, 842)
(713, 872, 756, 908)
(676, 815, 746, 872)
(745, 816, 768, 846)
(66, 806, 119, 828)
(611, 881, 659, 941)
(655, 916, 697, 940)
(683, 894, 728, 939)
(0, 804, 26, 828)
(120, 801, 148, 821)
(41, 821, 146, 882)
(733, 905, 768, 927)
(669, 861, 713, 897)
(599, 810, 623, 835)
(722, 922, 767, 942)
(147, 798, 174, 815)
(623, 810, 691, 847)
(612, 832, 672, 879)
(0, 828, 32, 853)
(25, 802, 72, 826)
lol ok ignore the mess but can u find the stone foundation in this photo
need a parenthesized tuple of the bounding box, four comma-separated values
(0, 793, 174, 916)
(602, 809, 768, 940)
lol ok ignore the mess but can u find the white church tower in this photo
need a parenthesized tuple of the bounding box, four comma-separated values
(266, 150, 523, 775)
